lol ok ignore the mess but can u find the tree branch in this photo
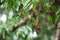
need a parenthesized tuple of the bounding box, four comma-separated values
(12, 17, 32, 31)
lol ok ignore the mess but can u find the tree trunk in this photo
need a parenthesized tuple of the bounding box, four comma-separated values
(55, 21, 60, 40)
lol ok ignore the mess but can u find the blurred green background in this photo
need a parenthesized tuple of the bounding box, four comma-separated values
(0, 0, 60, 40)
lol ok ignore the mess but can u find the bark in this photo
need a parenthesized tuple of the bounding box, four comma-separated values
(55, 21, 60, 40)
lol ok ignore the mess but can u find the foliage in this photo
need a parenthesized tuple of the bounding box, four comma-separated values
(0, 0, 60, 40)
